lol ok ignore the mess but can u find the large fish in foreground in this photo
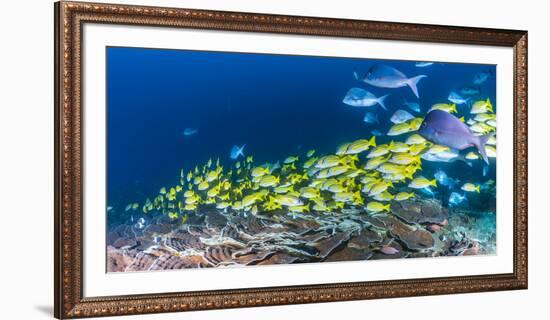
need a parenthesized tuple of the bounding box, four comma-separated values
(355, 64, 427, 98)
(418, 110, 493, 164)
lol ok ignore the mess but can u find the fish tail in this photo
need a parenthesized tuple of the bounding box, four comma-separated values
(475, 132, 494, 165)
(377, 94, 389, 111)
(368, 135, 377, 148)
(383, 204, 391, 212)
(476, 185, 481, 193)
(407, 75, 427, 98)
(239, 144, 246, 158)
(353, 72, 360, 80)
(430, 179, 437, 187)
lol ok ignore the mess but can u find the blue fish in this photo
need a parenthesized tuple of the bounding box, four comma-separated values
(390, 109, 415, 124)
(415, 61, 434, 67)
(357, 64, 427, 98)
(363, 112, 379, 125)
(434, 169, 459, 188)
(183, 128, 198, 136)
(418, 110, 493, 164)
(420, 187, 436, 198)
(269, 161, 281, 173)
(448, 91, 469, 105)
(230, 144, 246, 160)
(343, 87, 388, 110)
(434, 169, 449, 185)
(473, 70, 492, 85)
(449, 192, 467, 207)
(460, 86, 481, 96)
(402, 99, 421, 113)
(371, 129, 383, 136)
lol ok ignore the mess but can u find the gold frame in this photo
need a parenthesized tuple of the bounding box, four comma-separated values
(54, 1, 528, 318)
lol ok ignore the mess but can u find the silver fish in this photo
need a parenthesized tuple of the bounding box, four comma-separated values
(230, 144, 245, 160)
(402, 99, 421, 113)
(371, 129, 383, 136)
(434, 169, 458, 188)
(363, 112, 379, 124)
(356, 64, 427, 98)
(448, 91, 469, 105)
(421, 149, 472, 167)
(415, 61, 434, 67)
(449, 192, 467, 207)
(183, 128, 198, 136)
(473, 70, 492, 85)
(460, 86, 481, 96)
(390, 109, 415, 124)
(342, 87, 388, 110)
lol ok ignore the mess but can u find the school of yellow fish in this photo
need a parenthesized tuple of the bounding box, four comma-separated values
(125, 98, 497, 221)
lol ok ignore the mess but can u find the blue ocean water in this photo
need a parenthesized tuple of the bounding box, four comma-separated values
(106, 46, 496, 223)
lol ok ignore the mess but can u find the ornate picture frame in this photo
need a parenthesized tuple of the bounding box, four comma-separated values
(54, 1, 527, 318)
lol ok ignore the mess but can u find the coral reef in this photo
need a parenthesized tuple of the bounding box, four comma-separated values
(107, 197, 495, 272)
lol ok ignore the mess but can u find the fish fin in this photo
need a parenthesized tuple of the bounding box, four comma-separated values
(353, 72, 360, 80)
(239, 144, 246, 158)
(377, 94, 390, 111)
(407, 75, 427, 98)
(368, 135, 377, 148)
(475, 133, 494, 165)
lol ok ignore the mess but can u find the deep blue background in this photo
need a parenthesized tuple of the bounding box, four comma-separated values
(106, 47, 496, 209)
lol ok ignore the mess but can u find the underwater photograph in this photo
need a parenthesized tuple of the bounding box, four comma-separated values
(106, 47, 497, 273)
